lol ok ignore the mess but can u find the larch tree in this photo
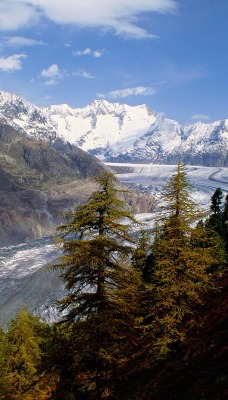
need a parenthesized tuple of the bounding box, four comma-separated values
(1, 306, 52, 400)
(0, 327, 8, 399)
(144, 162, 219, 356)
(52, 171, 142, 399)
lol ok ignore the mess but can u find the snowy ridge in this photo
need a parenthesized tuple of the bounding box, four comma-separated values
(0, 91, 227, 166)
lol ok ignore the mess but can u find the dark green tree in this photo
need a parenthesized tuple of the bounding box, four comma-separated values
(206, 188, 224, 236)
(144, 162, 218, 356)
(205, 188, 228, 267)
(222, 193, 228, 257)
(211, 187, 224, 213)
(132, 229, 154, 283)
(52, 171, 142, 399)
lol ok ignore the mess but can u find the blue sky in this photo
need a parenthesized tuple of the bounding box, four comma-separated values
(0, 0, 227, 124)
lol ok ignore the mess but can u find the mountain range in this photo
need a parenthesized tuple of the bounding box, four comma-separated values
(0, 90, 227, 166)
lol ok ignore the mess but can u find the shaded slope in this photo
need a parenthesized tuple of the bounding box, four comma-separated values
(0, 121, 104, 245)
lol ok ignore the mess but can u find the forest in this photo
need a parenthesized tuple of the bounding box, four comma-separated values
(0, 162, 227, 400)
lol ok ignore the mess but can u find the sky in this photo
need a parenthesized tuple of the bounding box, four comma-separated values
(0, 0, 227, 125)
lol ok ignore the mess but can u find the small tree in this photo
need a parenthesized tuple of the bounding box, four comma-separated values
(205, 188, 228, 267)
(132, 229, 154, 283)
(52, 171, 141, 399)
(222, 193, 228, 257)
(0, 327, 8, 399)
(1, 307, 52, 400)
(206, 188, 224, 236)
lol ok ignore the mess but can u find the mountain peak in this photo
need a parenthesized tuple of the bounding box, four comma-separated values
(0, 90, 227, 166)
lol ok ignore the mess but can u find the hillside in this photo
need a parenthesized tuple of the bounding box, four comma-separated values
(0, 120, 155, 247)
(0, 120, 104, 245)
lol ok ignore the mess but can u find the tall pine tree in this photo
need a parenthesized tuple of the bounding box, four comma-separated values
(52, 171, 141, 399)
(144, 162, 218, 356)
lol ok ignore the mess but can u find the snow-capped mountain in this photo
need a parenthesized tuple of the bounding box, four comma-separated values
(0, 90, 227, 166)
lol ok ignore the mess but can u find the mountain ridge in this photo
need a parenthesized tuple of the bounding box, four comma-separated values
(0, 120, 105, 245)
(0, 90, 227, 166)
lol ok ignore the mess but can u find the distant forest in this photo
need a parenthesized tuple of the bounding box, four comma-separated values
(0, 163, 227, 400)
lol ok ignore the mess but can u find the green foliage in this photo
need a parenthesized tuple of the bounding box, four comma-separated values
(222, 194, 228, 255)
(206, 188, 224, 236)
(0, 167, 226, 399)
(132, 229, 154, 283)
(205, 188, 228, 264)
(210, 187, 223, 214)
(0, 307, 52, 400)
(143, 162, 219, 357)
(51, 171, 142, 399)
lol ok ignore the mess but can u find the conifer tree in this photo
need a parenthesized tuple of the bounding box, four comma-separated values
(132, 229, 154, 283)
(52, 171, 141, 399)
(144, 162, 218, 356)
(0, 327, 8, 399)
(1, 307, 52, 400)
(206, 188, 224, 236)
(222, 193, 228, 257)
(205, 188, 228, 267)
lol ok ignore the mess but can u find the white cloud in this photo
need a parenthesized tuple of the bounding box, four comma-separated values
(72, 48, 105, 57)
(1, 0, 177, 39)
(97, 86, 156, 99)
(41, 64, 62, 79)
(93, 49, 105, 58)
(0, 53, 26, 72)
(113, 21, 159, 39)
(0, 1, 40, 31)
(4, 36, 44, 47)
(73, 48, 91, 56)
(43, 79, 59, 86)
(40, 64, 65, 85)
(191, 114, 211, 121)
(73, 69, 95, 79)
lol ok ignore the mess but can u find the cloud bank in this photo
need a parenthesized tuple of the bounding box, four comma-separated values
(1, 0, 177, 39)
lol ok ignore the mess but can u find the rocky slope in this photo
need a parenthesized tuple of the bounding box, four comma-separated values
(0, 120, 105, 245)
(0, 119, 155, 246)
(0, 90, 227, 166)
